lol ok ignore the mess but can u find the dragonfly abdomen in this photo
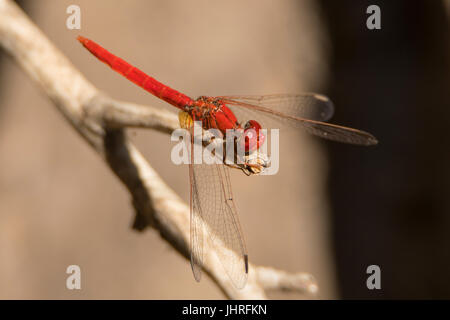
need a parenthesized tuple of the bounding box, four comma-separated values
(77, 36, 193, 110)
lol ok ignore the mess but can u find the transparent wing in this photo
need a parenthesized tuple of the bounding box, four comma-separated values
(219, 94, 378, 146)
(219, 93, 335, 122)
(188, 123, 248, 289)
(188, 124, 204, 282)
(218, 93, 333, 125)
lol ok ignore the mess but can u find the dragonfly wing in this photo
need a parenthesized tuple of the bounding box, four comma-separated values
(190, 167, 204, 282)
(188, 123, 248, 288)
(293, 118, 378, 145)
(189, 127, 204, 282)
(209, 164, 248, 289)
(219, 93, 334, 124)
(219, 95, 377, 146)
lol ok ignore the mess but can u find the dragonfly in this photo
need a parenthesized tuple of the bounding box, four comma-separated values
(77, 36, 378, 289)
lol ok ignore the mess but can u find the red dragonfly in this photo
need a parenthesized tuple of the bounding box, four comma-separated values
(77, 36, 377, 289)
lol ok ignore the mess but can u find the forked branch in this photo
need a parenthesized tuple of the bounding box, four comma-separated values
(0, 0, 317, 299)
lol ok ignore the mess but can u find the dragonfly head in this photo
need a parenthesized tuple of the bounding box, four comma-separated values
(240, 120, 266, 154)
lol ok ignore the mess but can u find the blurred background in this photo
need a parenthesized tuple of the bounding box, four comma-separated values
(0, 0, 448, 299)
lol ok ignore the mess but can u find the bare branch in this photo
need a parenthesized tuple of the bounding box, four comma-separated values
(88, 94, 180, 134)
(255, 266, 318, 295)
(0, 0, 317, 299)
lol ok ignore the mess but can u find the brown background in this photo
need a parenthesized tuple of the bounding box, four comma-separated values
(0, 0, 336, 299)
(1, 0, 449, 299)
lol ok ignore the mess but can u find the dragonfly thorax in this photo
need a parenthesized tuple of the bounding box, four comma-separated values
(188, 97, 266, 154)
(187, 97, 240, 134)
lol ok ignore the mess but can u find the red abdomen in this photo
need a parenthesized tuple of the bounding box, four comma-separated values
(77, 36, 193, 109)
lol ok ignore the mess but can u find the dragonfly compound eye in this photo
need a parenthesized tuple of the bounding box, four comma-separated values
(241, 120, 266, 154)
